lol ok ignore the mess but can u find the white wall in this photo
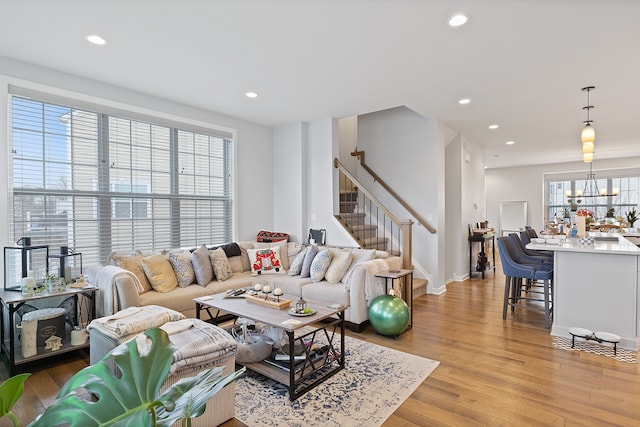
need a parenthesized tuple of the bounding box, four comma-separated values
(486, 156, 640, 234)
(356, 106, 444, 292)
(444, 134, 461, 283)
(273, 122, 306, 243)
(338, 116, 359, 172)
(0, 58, 274, 250)
(306, 118, 355, 247)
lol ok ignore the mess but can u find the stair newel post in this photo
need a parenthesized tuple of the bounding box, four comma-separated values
(400, 220, 413, 270)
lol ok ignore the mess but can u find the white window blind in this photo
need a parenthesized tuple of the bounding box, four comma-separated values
(8, 95, 234, 268)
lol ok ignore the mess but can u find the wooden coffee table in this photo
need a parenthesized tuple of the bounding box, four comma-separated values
(195, 292, 346, 400)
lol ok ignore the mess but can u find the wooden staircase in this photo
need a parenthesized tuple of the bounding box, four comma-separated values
(336, 194, 390, 252)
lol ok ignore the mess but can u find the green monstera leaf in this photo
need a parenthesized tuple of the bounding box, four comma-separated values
(28, 327, 244, 427)
(0, 373, 31, 427)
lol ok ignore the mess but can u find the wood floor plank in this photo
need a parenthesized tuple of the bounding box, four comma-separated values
(2, 263, 639, 426)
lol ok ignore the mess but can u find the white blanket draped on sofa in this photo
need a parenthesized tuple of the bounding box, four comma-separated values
(89, 265, 143, 317)
(348, 258, 390, 306)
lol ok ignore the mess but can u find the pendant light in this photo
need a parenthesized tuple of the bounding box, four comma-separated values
(581, 86, 595, 163)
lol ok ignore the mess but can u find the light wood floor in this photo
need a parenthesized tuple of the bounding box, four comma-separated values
(3, 269, 640, 426)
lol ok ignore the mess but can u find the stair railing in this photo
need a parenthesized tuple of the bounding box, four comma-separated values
(350, 150, 437, 234)
(334, 157, 413, 269)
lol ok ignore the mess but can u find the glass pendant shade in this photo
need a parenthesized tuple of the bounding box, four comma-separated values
(583, 152, 593, 163)
(582, 140, 594, 154)
(581, 124, 595, 144)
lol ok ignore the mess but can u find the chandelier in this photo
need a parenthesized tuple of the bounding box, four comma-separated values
(566, 85, 619, 207)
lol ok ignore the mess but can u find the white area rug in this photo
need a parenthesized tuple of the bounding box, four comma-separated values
(234, 335, 439, 427)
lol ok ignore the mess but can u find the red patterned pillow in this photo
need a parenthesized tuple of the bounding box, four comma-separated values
(256, 230, 289, 243)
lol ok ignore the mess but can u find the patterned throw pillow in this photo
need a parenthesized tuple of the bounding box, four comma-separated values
(169, 250, 195, 287)
(247, 246, 284, 275)
(300, 245, 319, 278)
(310, 249, 332, 282)
(210, 247, 232, 281)
(288, 247, 308, 276)
(192, 244, 214, 286)
(111, 252, 152, 294)
(140, 254, 178, 293)
(256, 230, 289, 243)
(254, 240, 290, 270)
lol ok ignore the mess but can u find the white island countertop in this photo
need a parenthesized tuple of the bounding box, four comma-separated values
(527, 234, 640, 256)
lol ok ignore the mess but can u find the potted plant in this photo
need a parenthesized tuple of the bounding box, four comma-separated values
(0, 373, 30, 427)
(627, 208, 638, 230)
(0, 327, 244, 427)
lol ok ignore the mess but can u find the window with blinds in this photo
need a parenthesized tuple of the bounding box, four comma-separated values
(546, 176, 639, 221)
(8, 95, 234, 268)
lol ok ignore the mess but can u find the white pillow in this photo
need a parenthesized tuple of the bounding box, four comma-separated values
(310, 249, 332, 282)
(325, 249, 352, 284)
(247, 246, 285, 275)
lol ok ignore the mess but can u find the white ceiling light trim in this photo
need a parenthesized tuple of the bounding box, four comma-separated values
(488, 124, 499, 129)
(458, 98, 470, 105)
(245, 91, 258, 98)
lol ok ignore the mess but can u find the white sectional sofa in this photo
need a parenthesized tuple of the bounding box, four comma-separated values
(87, 240, 402, 331)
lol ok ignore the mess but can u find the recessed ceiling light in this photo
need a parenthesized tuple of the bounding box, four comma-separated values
(458, 98, 471, 105)
(87, 35, 106, 45)
(245, 91, 258, 98)
(449, 14, 468, 27)
(506, 140, 515, 145)
(488, 124, 499, 130)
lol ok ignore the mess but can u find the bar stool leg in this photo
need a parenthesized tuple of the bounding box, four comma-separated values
(503, 276, 512, 319)
(544, 279, 551, 329)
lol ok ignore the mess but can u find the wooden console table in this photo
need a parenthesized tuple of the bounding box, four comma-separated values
(469, 232, 496, 279)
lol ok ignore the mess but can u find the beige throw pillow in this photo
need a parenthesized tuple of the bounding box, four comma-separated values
(210, 247, 232, 281)
(325, 249, 353, 283)
(112, 253, 152, 294)
(140, 254, 178, 293)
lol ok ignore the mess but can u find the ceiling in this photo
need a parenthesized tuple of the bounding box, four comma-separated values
(1, 0, 639, 169)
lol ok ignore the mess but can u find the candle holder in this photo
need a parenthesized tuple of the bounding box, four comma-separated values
(49, 246, 83, 284)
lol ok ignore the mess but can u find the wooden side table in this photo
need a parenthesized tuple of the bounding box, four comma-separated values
(374, 269, 413, 331)
(468, 233, 495, 279)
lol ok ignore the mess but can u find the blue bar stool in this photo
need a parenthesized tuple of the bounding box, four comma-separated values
(497, 237, 553, 328)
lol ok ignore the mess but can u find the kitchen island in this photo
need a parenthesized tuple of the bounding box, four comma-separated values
(528, 234, 640, 350)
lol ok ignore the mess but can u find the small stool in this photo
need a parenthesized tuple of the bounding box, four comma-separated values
(569, 327, 621, 355)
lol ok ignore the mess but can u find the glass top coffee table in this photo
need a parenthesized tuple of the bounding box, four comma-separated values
(195, 292, 346, 400)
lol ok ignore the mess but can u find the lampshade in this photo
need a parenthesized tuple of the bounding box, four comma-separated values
(582, 141, 594, 154)
(583, 152, 593, 163)
(581, 123, 595, 144)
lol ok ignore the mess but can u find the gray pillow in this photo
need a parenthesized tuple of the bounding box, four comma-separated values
(300, 245, 319, 278)
(192, 244, 214, 286)
(288, 247, 307, 276)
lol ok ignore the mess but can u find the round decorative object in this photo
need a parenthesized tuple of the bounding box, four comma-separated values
(262, 285, 272, 294)
(254, 283, 262, 291)
(273, 287, 283, 296)
(368, 294, 410, 336)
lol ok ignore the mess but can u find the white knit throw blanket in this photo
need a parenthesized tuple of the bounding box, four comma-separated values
(133, 318, 238, 374)
(87, 305, 185, 339)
